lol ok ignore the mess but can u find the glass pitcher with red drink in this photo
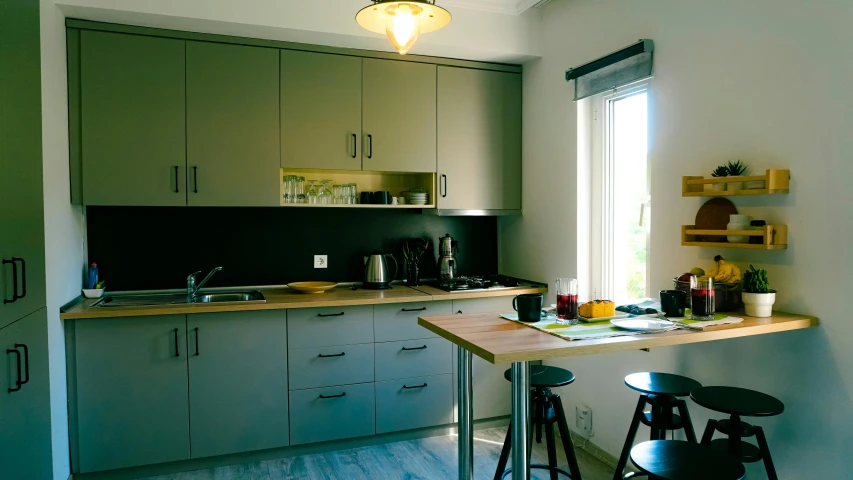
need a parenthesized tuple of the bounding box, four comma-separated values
(691, 277, 715, 320)
(556, 278, 579, 324)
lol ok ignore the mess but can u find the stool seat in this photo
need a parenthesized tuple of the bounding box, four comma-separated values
(503, 365, 575, 388)
(630, 440, 745, 480)
(625, 372, 701, 396)
(691, 386, 784, 417)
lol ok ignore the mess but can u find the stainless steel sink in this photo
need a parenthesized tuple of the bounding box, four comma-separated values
(192, 291, 265, 303)
(91, 290, 266, 308)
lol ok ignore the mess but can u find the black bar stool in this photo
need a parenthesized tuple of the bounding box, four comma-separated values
(630, 440, 746, 480)
(614, 373, 701, 480)
(691, 386, 784, 480)
(494, 365, 583, 480)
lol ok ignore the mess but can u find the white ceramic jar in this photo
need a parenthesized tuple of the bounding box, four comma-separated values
(727, 214, 752, 243)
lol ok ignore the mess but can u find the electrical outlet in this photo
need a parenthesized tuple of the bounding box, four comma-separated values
(314, 255, 327, 268)
(575, 405, 593, 437)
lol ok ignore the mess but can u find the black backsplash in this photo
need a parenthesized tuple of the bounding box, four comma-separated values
(86, 207, 498, 291)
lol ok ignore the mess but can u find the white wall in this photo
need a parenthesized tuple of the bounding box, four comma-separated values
(502, 0, 853, 477)
(40, 0, 86, 478)
(54, 0, 538, 63)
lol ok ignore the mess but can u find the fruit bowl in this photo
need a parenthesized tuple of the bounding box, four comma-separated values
(673, 278, 742, 312)
(287, 282, 338, 294)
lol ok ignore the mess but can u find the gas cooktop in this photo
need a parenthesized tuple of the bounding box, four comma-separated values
(428, 275, 545, 293)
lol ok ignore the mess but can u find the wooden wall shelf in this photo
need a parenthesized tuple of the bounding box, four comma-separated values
(681, 224, 788, 250)
(279, 169, 435, 208)
(682, 169, 790, 197)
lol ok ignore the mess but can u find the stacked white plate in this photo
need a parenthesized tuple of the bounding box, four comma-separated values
(404, 191, 430, 205)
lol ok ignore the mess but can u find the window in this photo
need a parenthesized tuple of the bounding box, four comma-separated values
(588, 81, 650, 303)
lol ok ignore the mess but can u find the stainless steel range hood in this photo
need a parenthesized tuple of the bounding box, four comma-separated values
(423, 209, 522, 216)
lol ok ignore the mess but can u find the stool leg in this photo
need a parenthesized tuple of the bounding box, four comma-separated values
(544, 421, 559, 480)
(649, 403, 662, 441)
(614, 395, 647, 480)
(494, 424, 512, 480)
(754, 426, 778, 480)
(551, 395, 583, 480)
(700, 419, 717, 445)
(536, 395, 545, 444)
(728, 414, 743, 460)
(675, 400, 697, 443)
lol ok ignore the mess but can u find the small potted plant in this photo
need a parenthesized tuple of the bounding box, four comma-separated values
(741, 265, 776, 317)
(711, 165, 729, 191)
(726, 160, 749, 191)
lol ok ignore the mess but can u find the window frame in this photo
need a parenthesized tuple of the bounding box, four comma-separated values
(589, 80, 651, 301)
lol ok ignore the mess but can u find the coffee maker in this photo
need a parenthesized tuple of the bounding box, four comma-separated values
(437, 234, 459, 280)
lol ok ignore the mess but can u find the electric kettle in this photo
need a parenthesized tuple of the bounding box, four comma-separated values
(364, 251, 398, 290)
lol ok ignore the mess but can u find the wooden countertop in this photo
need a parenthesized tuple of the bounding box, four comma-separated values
(417, 311, 819, 364)
(61, 284, 548, 320)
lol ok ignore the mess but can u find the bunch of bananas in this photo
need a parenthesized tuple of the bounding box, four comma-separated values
(705, 255, 741, 284)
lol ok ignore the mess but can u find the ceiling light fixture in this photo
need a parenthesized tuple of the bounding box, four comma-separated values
(356, 0, 451, 55)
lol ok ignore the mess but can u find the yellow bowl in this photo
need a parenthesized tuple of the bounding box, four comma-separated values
(287, 282, 338, 294)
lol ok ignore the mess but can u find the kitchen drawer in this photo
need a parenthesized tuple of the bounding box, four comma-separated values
(287, 305, 373, 348)
(373, 301, 452, 342)
(289, 383, 375, 445)
(374, 338, 451, 381)
(375, 374, 452, 434)
(288, 343, 374, 390)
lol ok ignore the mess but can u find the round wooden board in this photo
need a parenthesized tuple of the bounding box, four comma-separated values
(695, 198, 738, 241)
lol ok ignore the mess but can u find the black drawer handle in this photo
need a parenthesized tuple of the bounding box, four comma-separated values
(2, 259, 18, 304)
(15, 343, 29, 385)
(403, 383, 428, 390)
(317, 312, 345, 317)
(173, 166, 180, 193)
(318, 352, 346, 358)
(402, 307, 427, 312)
(352, 133, 357, 159)
(319, 392, 346, 399)
(13, 258, 26, 300)
(194, 327, 200, 356)
(7, 349, 22, 392)
(402, 345, 427, 351)
(173, 328, 180, 357)
(193, 166, 198, 193)
(441, 174, 447, 198)
(367, 134, 373, 159)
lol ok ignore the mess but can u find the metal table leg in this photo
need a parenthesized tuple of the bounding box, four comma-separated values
(511, 361, 530, 480)
(458, 346, 473, 480)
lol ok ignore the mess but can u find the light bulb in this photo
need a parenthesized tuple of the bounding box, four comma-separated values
(384, 3, 421, 55)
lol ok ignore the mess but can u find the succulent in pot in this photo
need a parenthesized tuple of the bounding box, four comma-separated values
(711, 165, 729, 192)
(741, 264, 776, 317)
(726, 160, 749, 191)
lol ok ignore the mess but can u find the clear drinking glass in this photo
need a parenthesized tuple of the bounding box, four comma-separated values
(306, 180, 319, 204)
(555, 278, 579, 324)
(319, 180, 333, 204)
(296, 176, 306, 203)
(282, 175, 294, 203)
(333, 184, 343, 204)
(691, 277, 715, 320)
(349, 183, 358, 204)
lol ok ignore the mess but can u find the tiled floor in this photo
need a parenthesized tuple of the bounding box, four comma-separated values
(139, 427, 614, 480)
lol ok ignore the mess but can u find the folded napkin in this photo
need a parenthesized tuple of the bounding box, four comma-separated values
(500, 313, 743, 341)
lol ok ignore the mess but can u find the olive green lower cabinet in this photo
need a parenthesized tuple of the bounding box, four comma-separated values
(187, 310, 289, 459)
(0, 309, 53, 479)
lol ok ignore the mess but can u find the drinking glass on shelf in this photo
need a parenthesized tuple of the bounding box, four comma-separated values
(333, 184, 343, 204)
(349, 183, 358, 204)
(555, 278, 579, 324)
(691, 277, 715, 320)
(306, 179, 319, 204)
(319, 180, 333, 204)
(296, 176, 306, 203)
(282, 175, 294, 203)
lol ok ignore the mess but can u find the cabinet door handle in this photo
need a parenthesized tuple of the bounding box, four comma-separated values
(441, 174, 447, 198)
(192, 166, 198, 193)
(401, 345, 427, 351)
(318, 352, 346, 358)
(317, 312, 345, 317)
(319, 392, 346, 399)
(401, 307, 427, 312)
(173, 328, 180, 357)
(15, 343, 29, 385)
(403, 383, 428, 389)
(2, 259, 18, 304)
(352, 133, 357, 159)
(194, 327, 199, 356)
(13, 258, 26, 300)
(6, 349, 22, 392)
(174, 166, 180, 193)
(367, 134, 373, 159)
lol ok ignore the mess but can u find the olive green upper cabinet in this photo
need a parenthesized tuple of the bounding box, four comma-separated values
(80, 31, 186, 206)
(363, 59, 436, 173)
(437, 67, 522, 211)
(187, 42, 280, 206)
(281, 51, 362, 170)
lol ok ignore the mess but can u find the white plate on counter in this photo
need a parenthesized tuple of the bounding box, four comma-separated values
(610, 318, 673, 332)
(577, 312, 630, 323)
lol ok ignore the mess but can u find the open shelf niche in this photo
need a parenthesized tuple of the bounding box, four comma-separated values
(279, 169, 436, 209)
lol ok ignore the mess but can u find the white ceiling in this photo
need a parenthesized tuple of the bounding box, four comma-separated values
(442, 0, 549, 15)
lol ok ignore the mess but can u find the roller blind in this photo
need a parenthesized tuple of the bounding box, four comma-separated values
(565, 40, 654, 101)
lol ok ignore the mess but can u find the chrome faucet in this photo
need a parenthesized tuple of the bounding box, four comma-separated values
(187, 267, 223, 299)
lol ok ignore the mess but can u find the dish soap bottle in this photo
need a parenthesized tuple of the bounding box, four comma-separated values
(87, 262, 99, 290)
